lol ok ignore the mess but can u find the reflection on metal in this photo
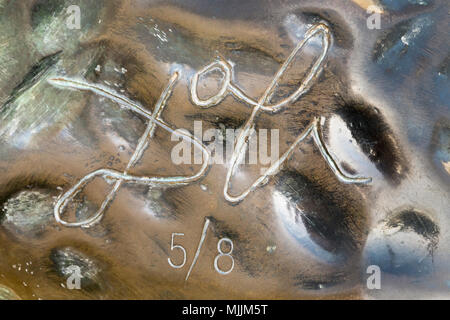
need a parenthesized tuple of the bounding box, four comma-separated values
(0, 0, 447, 300)
(49, 73, 211, 228)
(191, 24, 372, 203)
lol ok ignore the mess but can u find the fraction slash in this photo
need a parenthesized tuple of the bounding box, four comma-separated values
(185, 218, 210, 282)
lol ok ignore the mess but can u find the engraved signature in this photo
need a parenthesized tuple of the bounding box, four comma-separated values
(49, 73, 210, 228)
(190, 23, 371, 203)
(48, 23, 371, 228)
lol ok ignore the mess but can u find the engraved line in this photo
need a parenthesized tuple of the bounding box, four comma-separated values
(185, 218, 210, 282)
(49, 74, 211, 228)
(223, 24, 333, 202)
(190, 24, 331, 112)
(189, 23, 372, 204)
(222, 118, 372, 203)
(81, 72, 179, 227)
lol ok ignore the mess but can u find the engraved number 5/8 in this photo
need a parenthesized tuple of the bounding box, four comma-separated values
(168, 233, 187, 269)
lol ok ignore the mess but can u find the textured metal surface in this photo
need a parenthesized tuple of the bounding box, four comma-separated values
(0, 0, 448, 299)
